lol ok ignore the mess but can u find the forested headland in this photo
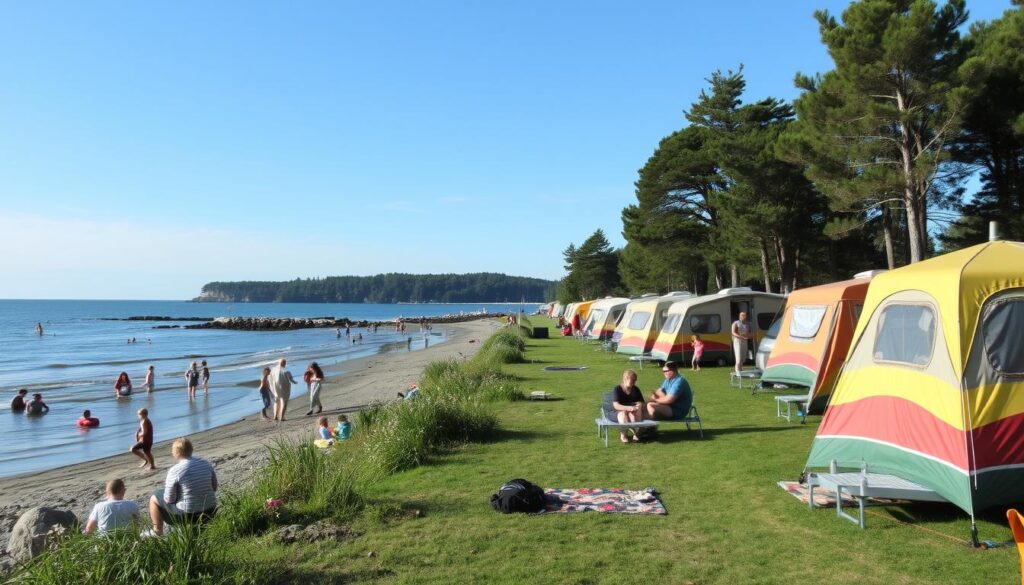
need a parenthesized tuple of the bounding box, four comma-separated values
(194, 273, 557, 303)
(560, 0, 1024, 303)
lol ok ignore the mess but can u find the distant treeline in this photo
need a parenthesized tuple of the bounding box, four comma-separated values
(195, 273, 558, 303)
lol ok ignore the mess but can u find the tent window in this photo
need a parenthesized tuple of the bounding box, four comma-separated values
(982, 295, 1024, 376)
(756, 312, 775, 330)
(873, 304, 936, 367)
(628, 311, 651, 330)
(690, 314, 721, 334)
(790, 305, 828, 340)
(661, 314, 681, 334)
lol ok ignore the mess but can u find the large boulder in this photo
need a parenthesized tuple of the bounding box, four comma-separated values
(6, 507, 77, 563)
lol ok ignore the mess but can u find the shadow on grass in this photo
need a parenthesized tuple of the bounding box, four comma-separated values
(652, 425, 805, 443)
(258, 565, 394, 584)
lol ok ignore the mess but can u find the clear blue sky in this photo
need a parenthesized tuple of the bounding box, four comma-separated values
(0, 0, 1011, 299)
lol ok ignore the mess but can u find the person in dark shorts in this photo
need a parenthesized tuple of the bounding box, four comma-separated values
(131, 408, 155, 470)
(184, 362, 199, 399)
(257, 367, 272, 421)
(612, 369, 645, 443)
(200, 360, 210, 395)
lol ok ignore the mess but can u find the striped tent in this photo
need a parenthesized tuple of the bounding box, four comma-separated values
(806, 241, 1024, 516)
(762, 274, 875, 413)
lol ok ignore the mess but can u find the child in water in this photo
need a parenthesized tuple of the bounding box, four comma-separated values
(334, 415, 351, 440)
(77, 409, 100, 427)
(691, 334, 704, 372)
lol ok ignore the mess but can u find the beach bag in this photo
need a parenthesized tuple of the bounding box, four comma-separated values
(490, 478, 545, 514)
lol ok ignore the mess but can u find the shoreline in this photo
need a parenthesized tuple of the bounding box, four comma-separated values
(0, 318, 500, 558)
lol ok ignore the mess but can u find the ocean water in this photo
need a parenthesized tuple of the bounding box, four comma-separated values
(0, 300, 533, 478)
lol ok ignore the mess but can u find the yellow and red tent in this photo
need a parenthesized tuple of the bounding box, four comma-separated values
(807, 241, 1024, 517)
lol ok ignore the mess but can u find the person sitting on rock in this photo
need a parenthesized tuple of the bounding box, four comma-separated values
(84, 478, 140, 535)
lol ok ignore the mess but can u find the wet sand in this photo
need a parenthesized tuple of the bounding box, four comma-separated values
(0, 318, 499, 558)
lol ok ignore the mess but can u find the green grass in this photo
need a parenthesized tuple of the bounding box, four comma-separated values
(12, 320, 1018, 584)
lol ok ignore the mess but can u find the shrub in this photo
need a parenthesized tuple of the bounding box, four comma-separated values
(480, 328, 526, 353)
(216, 439, 362, 538)
(10, 521, 253, 585)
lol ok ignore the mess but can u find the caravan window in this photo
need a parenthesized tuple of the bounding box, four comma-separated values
(661, 314, 681, 334)
(690, 314, 721, 334)
(589, 309, 606, 328)
(873, 304, 936, 367)
(628, 311, 651, 330)
(982, 294, 1024, 376)
(789, 305, 827, 340)
(756, 312, 775, 330)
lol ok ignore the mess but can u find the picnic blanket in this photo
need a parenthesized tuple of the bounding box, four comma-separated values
(542, 488, 666, 515)
(777, 481, 908, 508)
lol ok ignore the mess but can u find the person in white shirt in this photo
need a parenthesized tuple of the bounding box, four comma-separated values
(84, 478, 139, 535)
(268, 358, 298, 422)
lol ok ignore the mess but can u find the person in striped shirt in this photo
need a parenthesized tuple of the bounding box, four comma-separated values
(145, 437, 217, 536)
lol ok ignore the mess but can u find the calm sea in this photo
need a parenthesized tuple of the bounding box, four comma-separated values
(0, 300, 534, 478)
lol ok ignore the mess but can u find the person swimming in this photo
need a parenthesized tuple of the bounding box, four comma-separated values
(77, 409, 100, 428)
(10, 388, 29, 411)
(114, 372, 133, 397)
(25, 393, 49, 416)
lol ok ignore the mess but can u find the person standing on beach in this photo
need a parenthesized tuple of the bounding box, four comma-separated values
(258, 367, 273, 421)
(304, 362, 324, 416)
(114, 372, 133, 397)
(10, 388, 29, 411)
(131, 408, 156, 470)
(142, 365, 155, 393)
(200, 360, 210, 395)
(269, 359, 297, 421)
(185, 362, 200, 399)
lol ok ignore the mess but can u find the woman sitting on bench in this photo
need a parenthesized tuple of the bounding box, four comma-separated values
(612, 369, 645, 443)
(647, 362, 693, 420)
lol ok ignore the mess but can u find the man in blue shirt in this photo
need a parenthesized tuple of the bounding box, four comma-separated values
(646, 362, 693, 420)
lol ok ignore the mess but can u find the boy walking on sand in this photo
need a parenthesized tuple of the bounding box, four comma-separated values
(131, 408, 156, 470)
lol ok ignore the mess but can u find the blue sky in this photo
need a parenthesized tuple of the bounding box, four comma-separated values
(0, 0, 1011, 299)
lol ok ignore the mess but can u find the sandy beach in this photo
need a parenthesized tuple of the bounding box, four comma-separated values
(0, 318, 499, 557)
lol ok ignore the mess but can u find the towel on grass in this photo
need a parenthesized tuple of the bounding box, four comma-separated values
(777, 481, 908, 508)
(542, 488, 666, 515)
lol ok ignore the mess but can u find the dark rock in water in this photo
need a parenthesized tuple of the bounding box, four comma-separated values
(183, 313, 508, 332)
(6, 507, 78, 563)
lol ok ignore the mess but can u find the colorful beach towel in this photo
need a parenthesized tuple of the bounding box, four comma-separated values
(542, 488, 666, 514)
(777, 481, 908, 508)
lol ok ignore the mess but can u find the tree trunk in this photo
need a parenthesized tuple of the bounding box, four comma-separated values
(730, 265, 739, 288)
(896, 87, 924, 263)
(881, 203, 896, 270)
(713, 264, 727, 291)
(759, 238, 773, 293)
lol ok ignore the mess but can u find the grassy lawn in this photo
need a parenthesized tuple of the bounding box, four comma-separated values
(228, 318, 1016, 584)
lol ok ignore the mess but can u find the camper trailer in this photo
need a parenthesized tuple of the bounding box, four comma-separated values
(806, 241, 1024, 532)
(582, 297, 631, 341)
(615, 292, 693, 356)
(565, 300, 596, 329)
(762, 273, 878, 413)
(650, 288, 784, 366)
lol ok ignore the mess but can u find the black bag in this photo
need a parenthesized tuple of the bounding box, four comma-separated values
(490, 478, 545, 514)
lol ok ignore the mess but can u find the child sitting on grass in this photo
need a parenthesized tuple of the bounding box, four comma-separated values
(317, 417, 334, 441)
(334, 415, 351, 440)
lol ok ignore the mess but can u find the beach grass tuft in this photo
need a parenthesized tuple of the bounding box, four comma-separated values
(9, 521, 257, 585)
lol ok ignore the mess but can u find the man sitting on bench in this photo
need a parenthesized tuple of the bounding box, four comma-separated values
(646, 362, 693, 420)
